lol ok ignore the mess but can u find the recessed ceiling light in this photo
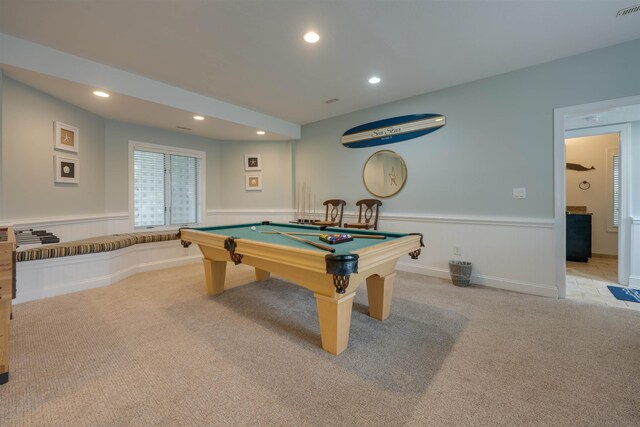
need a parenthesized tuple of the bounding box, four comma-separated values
(193, 115, 205, 121)
(256, 130, 266, 135)
(368, 76, 381, 85)
(93, 90, 110, 98)
(304, 31, 320, 43)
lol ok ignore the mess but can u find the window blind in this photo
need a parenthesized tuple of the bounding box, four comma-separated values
(133, 148, 202, 228)
(170, 154, 199, 225)
(134, 150, 165, 227)
(613, 154, 620, 227)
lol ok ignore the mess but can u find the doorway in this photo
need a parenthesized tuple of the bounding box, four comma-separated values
(564, 132, 620, 305)
(553, 95, 640, 300)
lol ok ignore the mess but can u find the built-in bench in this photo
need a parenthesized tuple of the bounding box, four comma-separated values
(16, 231, 179, 262)
(14, 230, 199, 304)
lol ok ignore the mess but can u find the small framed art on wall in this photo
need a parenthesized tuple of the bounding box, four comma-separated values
(54, 121, 80, 153)
(54, 155, 79, 184)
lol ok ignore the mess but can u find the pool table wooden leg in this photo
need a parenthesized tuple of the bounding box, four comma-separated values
(202, 259, 227, 296)
(366, 273, 395, 321)
(314, 293, 355, 355)
(255, 268, 271, 281)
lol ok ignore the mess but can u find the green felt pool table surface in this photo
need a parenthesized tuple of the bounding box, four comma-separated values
(191, 222, 408, 254)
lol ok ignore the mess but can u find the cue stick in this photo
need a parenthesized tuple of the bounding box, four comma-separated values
(300, 182, 307, 223)
(270, 229, 336, 253)
(296, 182, 299, 222)
(259, 231, 386, 239)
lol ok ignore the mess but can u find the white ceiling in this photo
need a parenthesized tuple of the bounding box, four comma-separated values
(1, 0, 640, 141)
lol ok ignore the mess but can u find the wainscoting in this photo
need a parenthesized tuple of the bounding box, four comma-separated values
(207, 210, 558, 298)
(10, 210, 566, 303)
(376, 214, 557, 298)
(16, 240, 199, 304)
(9, 212, 131, 244)
(205, 209, 295, 226)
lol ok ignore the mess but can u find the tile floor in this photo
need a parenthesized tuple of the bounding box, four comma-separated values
(566, 257, 640, 311)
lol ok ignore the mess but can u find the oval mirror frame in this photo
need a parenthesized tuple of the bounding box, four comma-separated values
(362, 150, 407, 198)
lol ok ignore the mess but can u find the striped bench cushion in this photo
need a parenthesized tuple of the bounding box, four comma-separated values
(16, 231, 179, 262)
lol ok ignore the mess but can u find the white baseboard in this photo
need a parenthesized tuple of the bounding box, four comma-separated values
(629, 276, 640, 287)
(15, 240, 200, 304)
(397, 261, 558, 298)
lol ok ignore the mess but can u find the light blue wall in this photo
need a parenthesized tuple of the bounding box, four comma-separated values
(3, 38, 640, 225)
(104, 120, 224, 213)
(297, 39, 640, 218)
(218, 140, 293, 211)
(1, 77, 106, 220)
(0, 75, 294, 222)
(104, 121, 293, 213)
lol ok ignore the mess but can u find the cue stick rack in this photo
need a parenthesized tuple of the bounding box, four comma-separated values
(295, 181, 320, 224)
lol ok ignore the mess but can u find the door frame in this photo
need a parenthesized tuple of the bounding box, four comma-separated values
(564, 125, 629, 284)
(554, 95, 639, 297)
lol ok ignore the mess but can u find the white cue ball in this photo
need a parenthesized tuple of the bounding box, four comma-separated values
(251, 226, 257, 231)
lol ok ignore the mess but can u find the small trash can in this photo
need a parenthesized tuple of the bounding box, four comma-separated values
(449, 260, 472, 287)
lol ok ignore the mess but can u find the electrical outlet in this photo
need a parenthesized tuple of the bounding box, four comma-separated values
(453, 245, 462, 256)
(513, 187, 526, 199)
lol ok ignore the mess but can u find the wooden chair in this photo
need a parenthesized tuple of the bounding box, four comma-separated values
(313, 199, 346, 227)
(344, 199, 382, 230)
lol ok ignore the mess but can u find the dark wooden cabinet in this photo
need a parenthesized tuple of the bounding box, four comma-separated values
(566, 213, 592, 262)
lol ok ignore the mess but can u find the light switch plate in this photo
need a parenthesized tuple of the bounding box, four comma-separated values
(513, 187, 526, 199)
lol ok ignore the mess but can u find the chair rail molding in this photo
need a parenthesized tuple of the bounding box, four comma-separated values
(7, 212, 129, 228)
(376, 213, 554, 228)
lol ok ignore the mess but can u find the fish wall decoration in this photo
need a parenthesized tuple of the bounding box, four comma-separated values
(566, 163, 595, 171)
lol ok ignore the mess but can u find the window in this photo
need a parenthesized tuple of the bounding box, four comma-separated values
(129, 141, 205, 228)
(606, 147, 620, 232)
(612, 153, 620, 228)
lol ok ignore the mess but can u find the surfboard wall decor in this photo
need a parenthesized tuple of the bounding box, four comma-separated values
(341, 114, 445, 148)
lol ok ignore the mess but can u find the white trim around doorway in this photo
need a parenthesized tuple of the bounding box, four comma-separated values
(554, 95, 640, 298)
(565, 124, 630, 286)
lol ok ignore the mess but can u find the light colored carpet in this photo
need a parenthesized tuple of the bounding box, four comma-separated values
(1, 263, 639, 426)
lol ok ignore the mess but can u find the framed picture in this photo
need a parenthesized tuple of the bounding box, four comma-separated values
(245, 173, 262, 191)
(54, 155, 79, 184)
(244, 154, 261, 171)
(54, 121, 79, 153)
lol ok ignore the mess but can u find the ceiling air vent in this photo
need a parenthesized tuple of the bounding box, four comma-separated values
(324, 98, 339, 104)
(176, 126, 192, 131)
(617, 4, 640, 16)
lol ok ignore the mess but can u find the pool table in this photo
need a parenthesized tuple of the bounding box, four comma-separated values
(179, 222, 423, 355)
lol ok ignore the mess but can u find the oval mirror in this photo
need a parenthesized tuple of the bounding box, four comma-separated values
(362, 150, 407, 198)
